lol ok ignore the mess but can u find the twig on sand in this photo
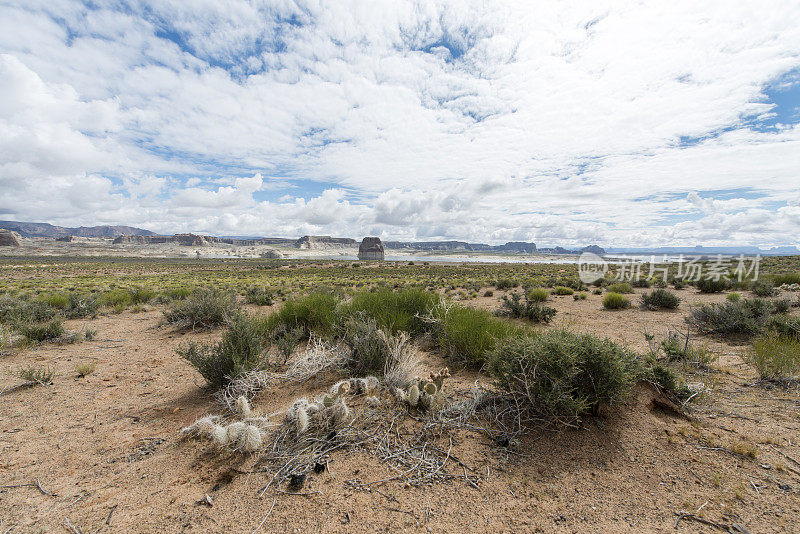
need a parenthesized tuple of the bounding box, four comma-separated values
(673, 512, 751, 533)
(273, 489, 320, 496)
(0, 478, 55, 496)
(105, 504, 118, 526)
(251, 498, 277, 534)
(64, 517, 83, 534)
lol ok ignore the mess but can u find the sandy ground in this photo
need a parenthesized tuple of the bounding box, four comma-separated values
(1, 289, 799, 533)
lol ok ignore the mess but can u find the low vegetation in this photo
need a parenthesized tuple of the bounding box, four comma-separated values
(163, 287, 239, 329)
(640, 289, 680, 310)
(747, 332, 800, 383)
(603, 292, 631, 310)
(486, 331, 639, 426)
(499, 292, 557, 324)
(687, 298, 772, 336)
(696, 277, 732, 294)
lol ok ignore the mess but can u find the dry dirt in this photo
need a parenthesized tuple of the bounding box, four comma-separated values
(2, 288, 799, 533)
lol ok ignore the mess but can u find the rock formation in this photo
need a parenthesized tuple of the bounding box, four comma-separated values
(358, 237, 385, 261)
(0, 229, 21, 246)
(295, 236, 358, 249)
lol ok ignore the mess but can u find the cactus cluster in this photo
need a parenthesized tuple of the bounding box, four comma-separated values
(348, 375, 380, 395)
(395, 367, 449, 411)
(181, 395, 268, 453)
(287, 392, 351, 436)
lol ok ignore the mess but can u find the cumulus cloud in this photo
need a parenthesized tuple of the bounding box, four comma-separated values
(0, 1, 799, 246)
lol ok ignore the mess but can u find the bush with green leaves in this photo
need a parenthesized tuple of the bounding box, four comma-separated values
(553, 286, 574, 296)
(603, 292, 631, 310)
(773, 298, 791, 314)
(21, 319, 65, 342)
(573, 292, 588, 300)
(177, 313, 269, 388)
(163, 287, 239, 329)
(686, 298, 772, 336)
(771, 272, 800, 286)
(245, 286, 274, 306)
(499, 292, 556, 324)
(486, 331, 639, 426)
(747, 332, 800, 382)
(631, 278, 651, 288)
(0, 295, 57, 326)
(696, 277, 732, 294)
(750, 279, 775, 297)
(726, 292, 741, 302)
(99, 289, 133, 309)
(17, 365, 54, 385)
(640, 289, 680, 310)
(526, 287, 549, 302)
(660, 331, 716, 369)
(671, 277, 687, 290)
(129, 286, 156, 304)
(607, 283, 634, 294)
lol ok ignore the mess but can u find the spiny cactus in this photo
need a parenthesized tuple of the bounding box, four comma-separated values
(287, 398, 310, 434)
(182, 415, 220, 438)
(407, 384, 420, 406)
(329, 380, 351, 396)
(211, 425, 227, 446)
(226, 421, 247, 444)
(397, 367, 449, 411)
(241, 424, 263, 452)
(235, 396, 252, 418)
(365, 395, 380, 408)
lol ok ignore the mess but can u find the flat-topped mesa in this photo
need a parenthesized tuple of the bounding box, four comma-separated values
(294, 235, 358, 249)
(358, 237, 385, 261)
(0, 229, 21, 246)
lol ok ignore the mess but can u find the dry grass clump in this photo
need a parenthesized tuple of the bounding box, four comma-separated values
(163, 287, 239, 329)
(74, 361, 96, 377)
(17, 365, 54, 386)
(747, 332, 800, 384)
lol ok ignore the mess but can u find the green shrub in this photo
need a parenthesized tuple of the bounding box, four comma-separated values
(687, 298, 772, 336)
(343, 289, 439, 335)
(245, 286, 274, 306)
(696, 277, 732, 294)
(671, 278, 687, 290)
(553, 286, 574, 296)
(726, 292, 741, 302)
(660, 331, 716, 369)
(164, 287, 191, 300)
(265, 292, 340, 338)
(573, 292, 588, 300)
(75, 361, 96, 377)
(0, 295, 57, 326)
(65, 292, 100, 319)
(129, 286, 156, 304)
(21, 319, 65, 342)
(39, 293, 69, 309)
(751, 279, 775, 297)
(432, 303, 522, 368)
(592, 288, 603, 295)
(483, 290, 494, 297)
(773, 299, 791, 314)
(494, 279, 518, 290)
(499, 292, 556, 324)
(767, 315, 800, 340)
(100, 289, 133, 308)
(640, 289, 680, 310)
(607, 283, 634, 294)
(631, 278, 651, 288)
(163, 287, 239, 329)
(526, 287, 549, 302)
(487, 331, 639, 425)
(771, 272, 800, 286)
(177, 313, 269, 388)
(748, 332, 800, 382)
(603, 293, 631, 310)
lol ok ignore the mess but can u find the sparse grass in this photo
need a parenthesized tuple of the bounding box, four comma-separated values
(726, 292, 741, 302)
(17, 365, 54, 385)
(163, 287, 239, 329)
(264, 292, 340, 338)
(767, 315, 800, 339)
(640, 289, 680, 310)
(603, 292, 631, 310)
(75, 361, 96, 377)
(747, 332, 800, 383)
(730, 440, 758, 459)
(342, 289, 440, 335)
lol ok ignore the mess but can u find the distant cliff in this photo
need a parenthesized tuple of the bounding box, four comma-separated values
(0, 220, 156, 238)
(384, 241, 538, 253)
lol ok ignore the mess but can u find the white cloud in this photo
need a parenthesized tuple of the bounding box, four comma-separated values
(0, 1, 799, 246)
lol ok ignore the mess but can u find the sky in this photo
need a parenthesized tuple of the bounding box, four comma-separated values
(1, 1, 799, 248)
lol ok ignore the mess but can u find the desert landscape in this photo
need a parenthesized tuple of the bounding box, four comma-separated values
(3, 2, 800, 532)
(1, 247, 799, 533)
